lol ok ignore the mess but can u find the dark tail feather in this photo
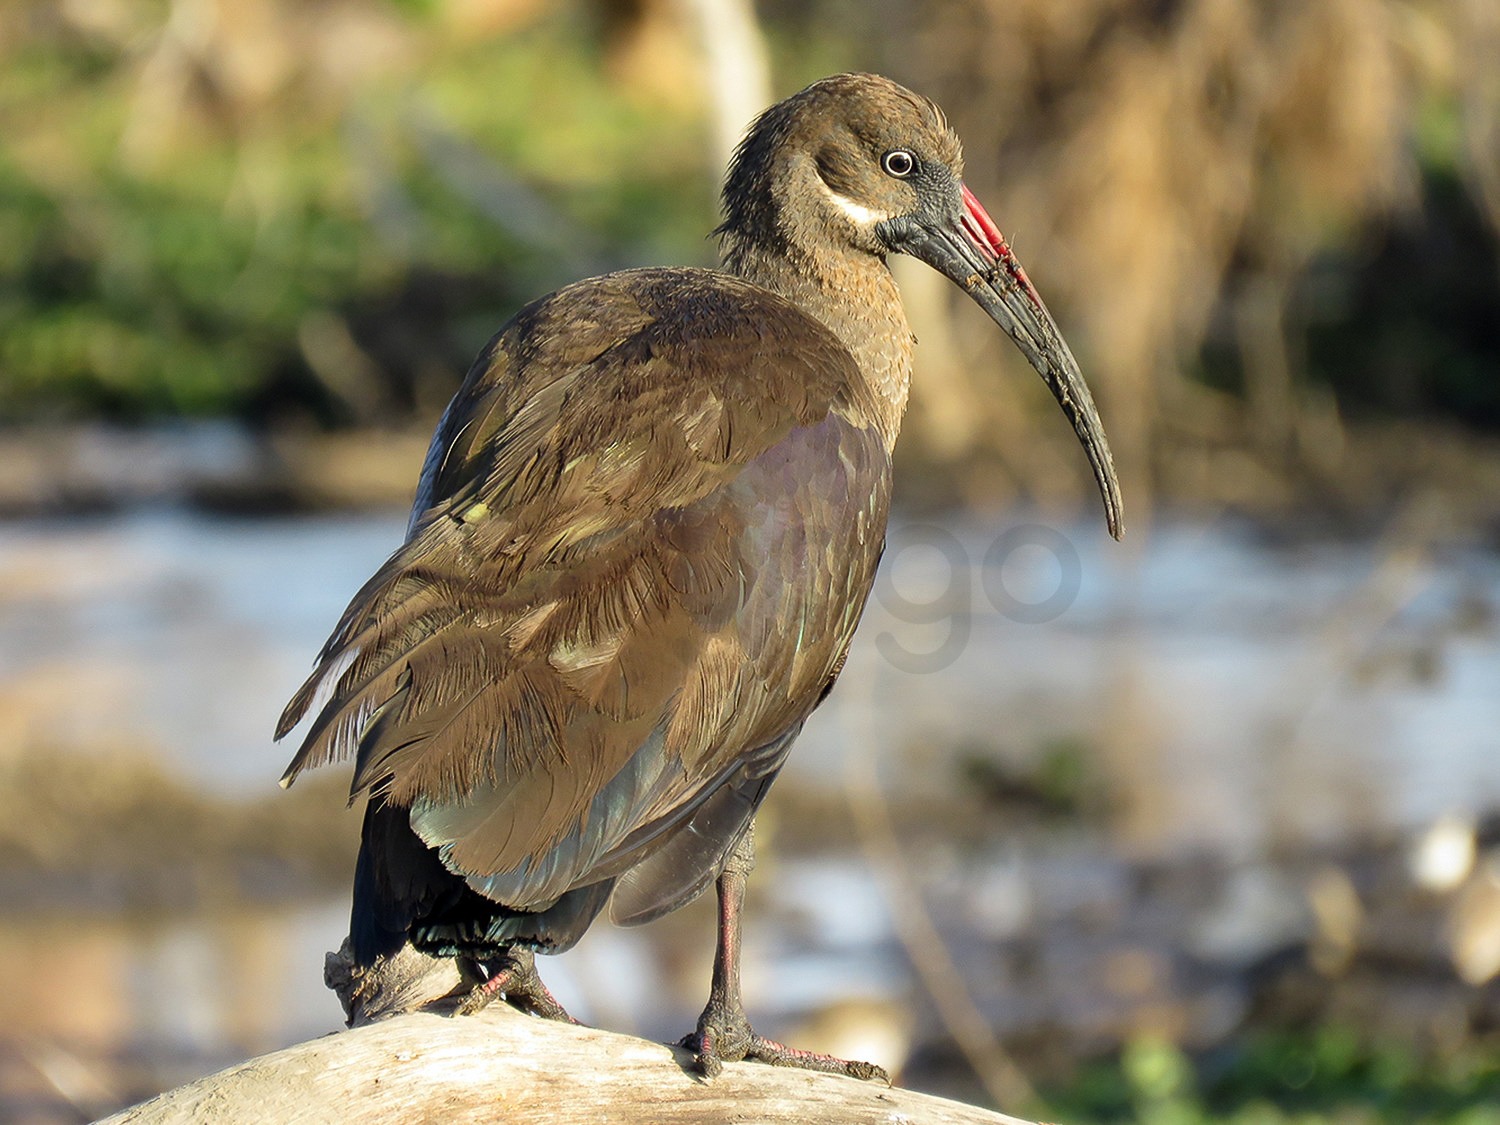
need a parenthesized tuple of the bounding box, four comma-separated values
(350, 797, 465, 967)
(411, 879, 615, 957)
(352, 796, 615, 965)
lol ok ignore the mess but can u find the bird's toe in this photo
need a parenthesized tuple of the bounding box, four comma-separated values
(745, 1034, 890, 1083)
(678, 1001, 886, 1083)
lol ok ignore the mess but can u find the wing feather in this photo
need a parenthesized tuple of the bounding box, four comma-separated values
(278, 266, 891, 916)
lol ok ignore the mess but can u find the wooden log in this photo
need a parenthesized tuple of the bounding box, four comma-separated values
(100, 1004, 1037, 1124)
(101, 942, 1039, 1123)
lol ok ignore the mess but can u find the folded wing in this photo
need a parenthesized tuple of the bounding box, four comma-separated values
(277, 267, 890, 921)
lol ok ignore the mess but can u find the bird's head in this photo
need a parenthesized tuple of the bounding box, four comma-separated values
(720, 73, 1124, 540)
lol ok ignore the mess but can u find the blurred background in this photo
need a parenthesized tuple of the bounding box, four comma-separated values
(3, 0, 1500, 1120)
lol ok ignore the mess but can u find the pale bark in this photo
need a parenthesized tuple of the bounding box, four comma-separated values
(100, 1004, 1038, 1124)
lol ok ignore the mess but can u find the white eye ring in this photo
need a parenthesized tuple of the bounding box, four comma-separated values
(881, 150, 915, 178)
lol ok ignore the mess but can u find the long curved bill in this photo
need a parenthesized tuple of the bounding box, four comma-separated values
(884, 184, 1124, 540)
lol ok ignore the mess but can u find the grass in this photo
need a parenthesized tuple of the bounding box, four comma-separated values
(0, 0, 715, 422)
(1042, 1031, 1500, 1125)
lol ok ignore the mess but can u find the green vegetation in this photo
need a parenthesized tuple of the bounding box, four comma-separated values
(1301, 168, 1500, 430)
(0, 1, 716, 422)
(1045, 1032, 1500, 1124)
(1, 0, 1497, 508)
(959, 735, 1103, 821)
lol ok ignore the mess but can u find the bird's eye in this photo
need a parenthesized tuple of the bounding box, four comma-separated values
(881, 150, 916, 178)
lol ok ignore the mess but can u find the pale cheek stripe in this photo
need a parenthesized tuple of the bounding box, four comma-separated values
(820, 182, 891, 226)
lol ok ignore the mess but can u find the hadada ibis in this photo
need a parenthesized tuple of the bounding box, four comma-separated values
(277, 72, 1122, 1080)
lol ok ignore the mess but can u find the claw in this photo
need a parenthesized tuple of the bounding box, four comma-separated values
(455, 947, 578, 1023)
(680, 999, 887, 1083)
(681, 1025, 726, 1079)
(744, 1032, 890, 1082)
(678, 824, 889, 1082)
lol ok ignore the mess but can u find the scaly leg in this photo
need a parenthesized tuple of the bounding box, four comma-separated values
(679, 821, 888, 1082)
(456, 945, 577, 1022)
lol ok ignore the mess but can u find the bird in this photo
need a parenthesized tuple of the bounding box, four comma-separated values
(277, 72, 1122, 1080)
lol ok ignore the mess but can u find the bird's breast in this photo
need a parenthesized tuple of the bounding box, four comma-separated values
(726, 252, 914, 449)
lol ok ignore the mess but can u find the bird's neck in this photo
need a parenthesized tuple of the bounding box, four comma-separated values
(722, 239, 913, 448)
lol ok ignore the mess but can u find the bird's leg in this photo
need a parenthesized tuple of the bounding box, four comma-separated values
(455, 945, 578, 1023)
(680, 822, 889, 1082)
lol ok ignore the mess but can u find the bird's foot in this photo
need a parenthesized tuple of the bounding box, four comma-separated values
(679, 999, 888, 1083)
(456, 947, 577, 1022)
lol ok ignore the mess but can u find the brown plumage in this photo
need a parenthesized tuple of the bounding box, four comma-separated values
(277, 72, 1121, 1078)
